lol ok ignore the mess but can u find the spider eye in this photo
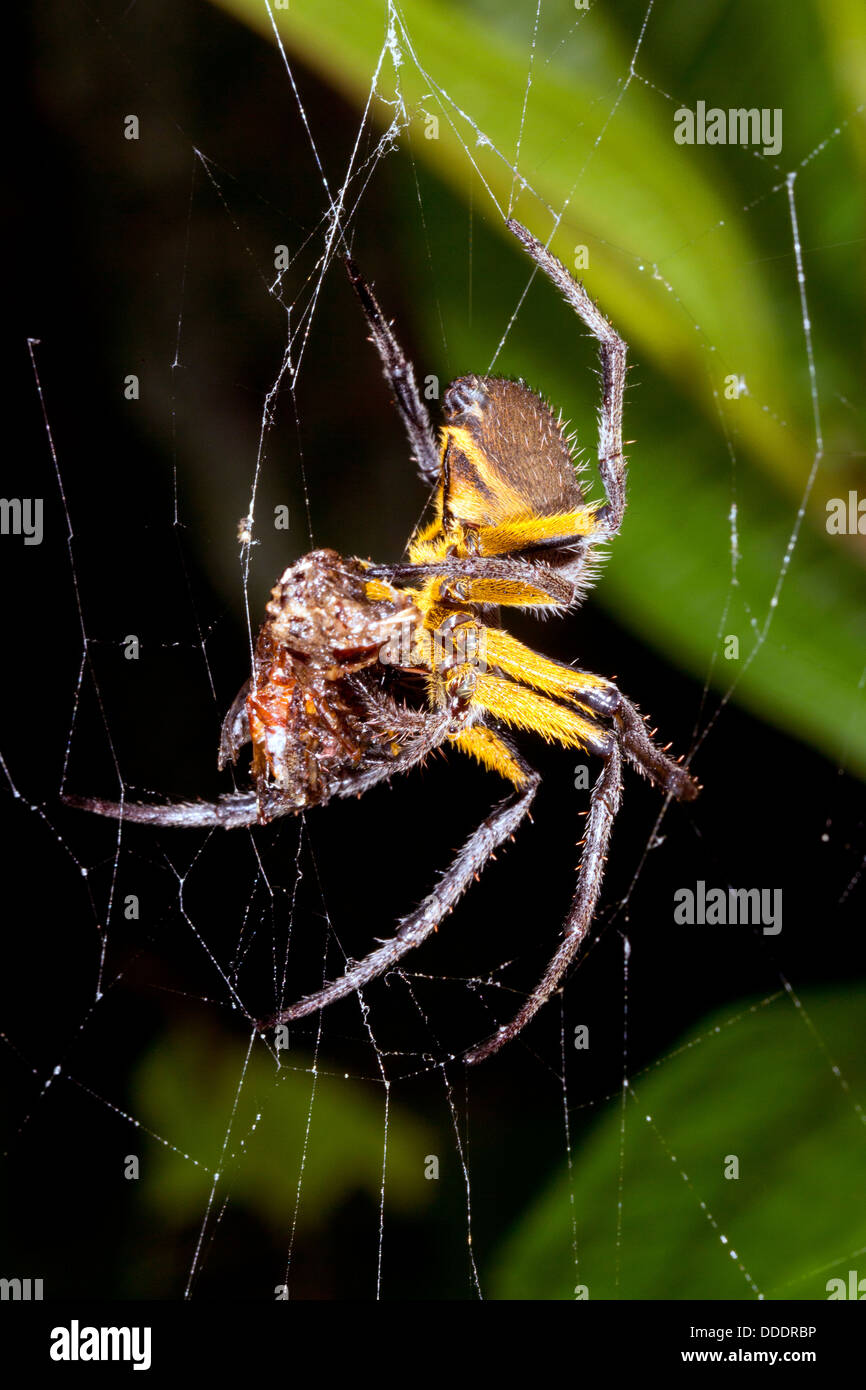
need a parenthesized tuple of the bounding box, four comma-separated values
(443, 377, 487, 420)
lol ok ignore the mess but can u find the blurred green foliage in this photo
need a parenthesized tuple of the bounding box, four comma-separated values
(491, 989, 866, 1299)
(133, 987, 866, 1298)
(135, 1017, 436, 1273)
(136, 1023, 435, 1234)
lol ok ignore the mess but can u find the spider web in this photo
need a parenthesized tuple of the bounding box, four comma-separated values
(8, 0, 865, 1302)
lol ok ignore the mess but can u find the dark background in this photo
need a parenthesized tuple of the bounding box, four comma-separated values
(5, 0, 863, 1299)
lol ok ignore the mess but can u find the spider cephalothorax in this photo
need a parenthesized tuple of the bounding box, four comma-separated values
(66, 219, 699, 1064)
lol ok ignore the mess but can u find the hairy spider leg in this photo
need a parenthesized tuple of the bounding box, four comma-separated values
(61, 698, 462, 829)
(345, 257, 441, 487)
(367, 557, 578, 610)
(289, 628, 692, 1060)
(265, 669, 665, 1065)
(264, 728, 540, 1031)
(479, 629, 699, 801)
(505, 220, 628, 536)
(465, 740, 623, 1064)
(61, 789, 263, 829)
(369, 590, 699, 802)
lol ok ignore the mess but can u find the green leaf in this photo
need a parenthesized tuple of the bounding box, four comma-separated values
(490, 988, 866, 1299)
(208, 0, 866, 774)
(134, 1022, 435, 1230)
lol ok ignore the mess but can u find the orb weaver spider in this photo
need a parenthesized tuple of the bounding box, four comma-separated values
(66, 219, 699, 1064)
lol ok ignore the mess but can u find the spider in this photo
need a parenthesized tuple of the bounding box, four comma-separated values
(66, 219, 699, 1064)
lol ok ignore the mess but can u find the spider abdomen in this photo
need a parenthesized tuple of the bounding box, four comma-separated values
(441, 375, 585, 525)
